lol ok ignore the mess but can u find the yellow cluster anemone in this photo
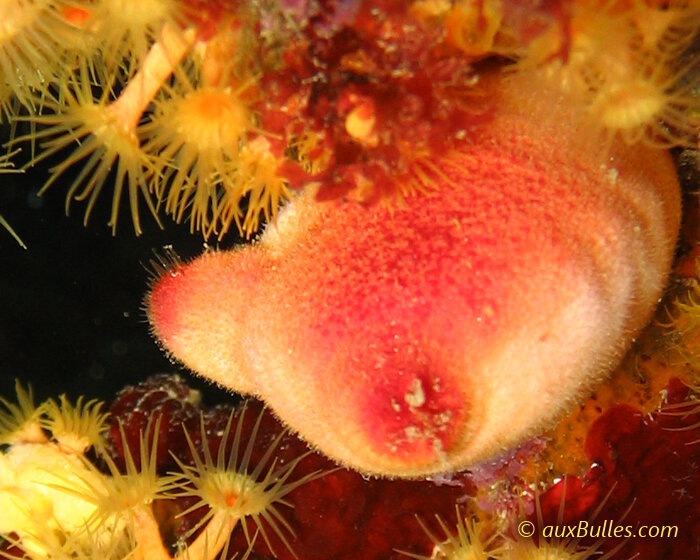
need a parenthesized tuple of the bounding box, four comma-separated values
(142, 71, 268, 238)
(660, 386, 700, 445)
(443, 0, 509, 57)
(82, 417, 172, 551)
(0, 380, 44, 445)
(662, 258, 700, 372)
(40, 394, 109, 453)
(141, 16, 292, 240)
(16, 60, 160, 235)
(656, 302, 700, 445)
(222, 136, 291, 238)
(520, 0, 700, 149)
(14, 22, 193, 234)
(0, 149, 26, 248)
(398, 504, 507, 559)
(503, 483, 628, 560)
(0, 383, 115, 558)
(4, 1, 295, 239)
(2, 0, 694, 239)
(0, 385, 323, 560)
(169, 404, 325, 559)
(3, 0, 197, 235)
(79, 0, 186, 76)
(0, 0, 85, 117)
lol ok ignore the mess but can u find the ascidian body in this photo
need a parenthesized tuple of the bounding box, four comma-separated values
(147, 67, 682, 477)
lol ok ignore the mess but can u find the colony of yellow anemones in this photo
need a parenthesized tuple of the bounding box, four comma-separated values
(0, 381, 320, 560)
(1, 0, 289, 237)
(0, 0, 697, 242)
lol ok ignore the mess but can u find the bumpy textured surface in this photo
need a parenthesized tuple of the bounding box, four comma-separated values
(148, 71, 681, 477)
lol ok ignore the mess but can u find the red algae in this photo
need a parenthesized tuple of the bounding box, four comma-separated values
(527, 378, 700, 559)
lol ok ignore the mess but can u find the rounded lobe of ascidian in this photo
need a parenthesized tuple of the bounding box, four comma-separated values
(147, 71, 681, 477)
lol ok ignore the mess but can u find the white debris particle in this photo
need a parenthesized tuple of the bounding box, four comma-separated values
(404, 426, 421, 440)
(404, 378, 425, 408)
(606, 166, 619, 185)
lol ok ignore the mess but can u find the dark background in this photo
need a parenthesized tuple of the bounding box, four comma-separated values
(0, 123, 239, 407)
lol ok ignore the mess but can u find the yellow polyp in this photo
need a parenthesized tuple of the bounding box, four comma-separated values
(41, 394, 110, 454)
(197, 19, 258, 89)
(398, 504, 506, 559)
(444, 0, 504, 57)
(350, 147, 460, 206)
(12, 20, 196, 236)
(0, 440, 107, 556)
(81, 0, 187, 75)
(99, 419, 169, 518)
(185, 89, 250, 141)
(108, 22, 195, 132)
(0, 380, 45, 446)
(630, 0, 700, 54)
(94, 22, 193, 232)
(504, 484, 629, 560)
(661, 260, 700, 368)
(27, 91, 158, 235)
(168, 406, 325, 559)
(143, 80, 257, 236)
(587, 45, 698, 148)
(1, 384, 275, 560)
(345, 101, 378, 146)
(593, 78, 664, 132)
(216, 136, 291, 239)
(516, 0, 700, 150)
(288, 131, 333, 176)
(410, 0, 452, 21)
(0, 0, 85, 112)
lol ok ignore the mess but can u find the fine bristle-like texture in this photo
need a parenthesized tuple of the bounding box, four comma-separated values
(147, 68, 681, 477)
(15, 60, 161, 235)
(517, 0, 700, 149)
(398, 505, 505, 559)
(0, 380, 43, 445)
(168, 405, 324, 559)
(0, 0, 85, 114)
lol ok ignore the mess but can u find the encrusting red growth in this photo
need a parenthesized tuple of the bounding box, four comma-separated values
(517, 378, 700, 559)
(148, 67, 681, 477)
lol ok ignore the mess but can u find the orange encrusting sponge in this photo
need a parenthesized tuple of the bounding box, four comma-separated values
(147, 70, 681, 477)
